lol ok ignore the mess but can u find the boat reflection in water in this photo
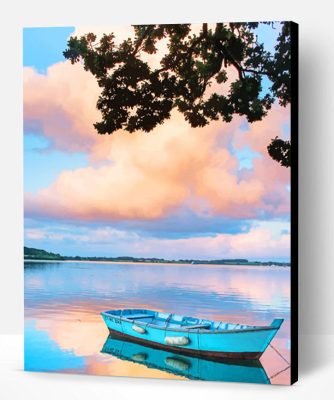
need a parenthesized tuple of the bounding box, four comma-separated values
(101, 335, 270, 384)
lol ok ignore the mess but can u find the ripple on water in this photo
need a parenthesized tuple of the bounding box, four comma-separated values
(24, 261, 291, 384)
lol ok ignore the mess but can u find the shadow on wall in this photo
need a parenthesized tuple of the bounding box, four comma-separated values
(298, 38, 334, 377)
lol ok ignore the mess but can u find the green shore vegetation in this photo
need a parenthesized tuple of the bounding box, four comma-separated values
(24, 246, 290, 267)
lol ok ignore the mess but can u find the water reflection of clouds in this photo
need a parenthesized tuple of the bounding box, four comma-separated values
(25, 262, 291, 383)
(26, 315, 178, 379)
(34, 313, 105, 358)
(25, 262, 290, 337)
(24, 275, 44, 289)
(25, 262, 290, 312)
(26, 311, 290, 383)
(25, 320, 85, 372)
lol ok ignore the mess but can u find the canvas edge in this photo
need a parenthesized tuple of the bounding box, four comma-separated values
(290, 20, 299, 385)
(21, 22, 299, 385)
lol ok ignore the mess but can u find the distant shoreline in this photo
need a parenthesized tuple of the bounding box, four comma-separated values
(24, 258, 290, 268)
(24, 246, 290, 267)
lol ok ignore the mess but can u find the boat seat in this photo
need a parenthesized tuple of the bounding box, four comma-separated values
(182, 323, 211, 329)
(125, 314, 153, 320)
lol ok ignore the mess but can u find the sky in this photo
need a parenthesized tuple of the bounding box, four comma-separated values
(23, 24, 291, 262)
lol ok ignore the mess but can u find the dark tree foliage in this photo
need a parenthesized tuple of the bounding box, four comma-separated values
(267, 137, 291, 167)
(64, 22, 292, 166)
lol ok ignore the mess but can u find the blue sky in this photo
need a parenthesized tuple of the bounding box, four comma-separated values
(23, 24, 279, 195)
(23, 27, 75, 73)
(24, 26, 86, 193)
(23, 24, 291, 261)
(24, 135, 87, 193)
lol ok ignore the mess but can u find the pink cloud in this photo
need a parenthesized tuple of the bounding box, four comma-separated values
(25, 229, 45, 240)
(99, 224, 291, 260)
(232, 105, 291, 217)
(25, 106, 288, 221)
(24, 63, 112, 158)
(24, 51, 290, 222)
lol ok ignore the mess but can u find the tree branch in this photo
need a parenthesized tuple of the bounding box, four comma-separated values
(216, 42, 244, 80)
(132, 25, 155, 55)
(156, 29, 207, 74)
(202, 23, 208, 37)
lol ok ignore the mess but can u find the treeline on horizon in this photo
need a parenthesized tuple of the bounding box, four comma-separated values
(24, 247, 290, 267)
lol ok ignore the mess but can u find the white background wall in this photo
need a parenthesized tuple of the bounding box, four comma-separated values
(0, 0, 333, 360)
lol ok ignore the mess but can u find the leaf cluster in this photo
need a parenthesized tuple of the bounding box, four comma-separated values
(267, 136, 291, 167)
(64, 22, 292, 166)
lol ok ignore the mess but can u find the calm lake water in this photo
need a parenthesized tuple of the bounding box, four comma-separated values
(24, 261, 291, 384)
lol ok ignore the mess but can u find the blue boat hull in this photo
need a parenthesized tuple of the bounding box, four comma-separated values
(101, 309, 283, 360)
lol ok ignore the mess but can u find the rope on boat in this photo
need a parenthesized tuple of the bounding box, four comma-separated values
(269, 343, 290, 366)
(269, 365, 291, 380)
(166, 314, 172, 327)
(268, 343, 291, 381)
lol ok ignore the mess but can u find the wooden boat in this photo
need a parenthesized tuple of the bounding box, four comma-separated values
(101, 335, 270, 383)
(101, 309, 283, 360)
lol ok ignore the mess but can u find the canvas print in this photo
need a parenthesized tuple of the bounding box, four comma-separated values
(24, 22, 298, 385)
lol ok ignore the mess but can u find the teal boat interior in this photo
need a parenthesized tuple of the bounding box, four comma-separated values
(102, 309, 283, 332)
